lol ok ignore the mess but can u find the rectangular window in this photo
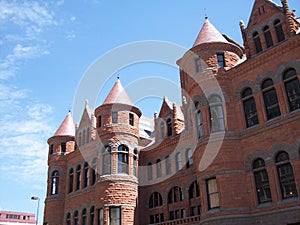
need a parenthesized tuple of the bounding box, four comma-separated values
(97, 208, 103, 225)
(217, 53, 225, 68)
(98, 115, 102, 128)
(109, 207, 121, 225)
(207, 178, 220, 209)
(165, 156, 171, 175)
(195, 58, 202, 72)
(112, 112, 118, 124)
(129, 113, 134, 126)
(61, 142, 66, 153)
(49, 144, 54, 154)
(102, 154, 111, 175)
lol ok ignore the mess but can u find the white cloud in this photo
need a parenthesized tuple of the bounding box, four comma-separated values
(70, 16, 76, 22)
(66, 30, 76, 40)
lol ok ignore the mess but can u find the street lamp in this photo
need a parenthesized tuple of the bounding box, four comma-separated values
(31, 196, 40, 225)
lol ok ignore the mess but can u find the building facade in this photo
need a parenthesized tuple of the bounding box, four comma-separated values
(43, 0, 300, 224)
(0, 211, 35, 225)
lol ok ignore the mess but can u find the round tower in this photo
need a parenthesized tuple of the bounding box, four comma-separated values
(94, 78, 142, 225)
(44, 112, 76, 225)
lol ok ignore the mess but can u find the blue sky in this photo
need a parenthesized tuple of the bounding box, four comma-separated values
(0, 0, 299, 223)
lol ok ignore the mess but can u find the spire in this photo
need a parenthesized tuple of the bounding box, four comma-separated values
(193, 18, 228, 47)
(54, 112, 75, 137)
(103, 78, 134, 105)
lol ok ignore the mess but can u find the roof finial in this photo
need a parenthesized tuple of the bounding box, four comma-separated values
(117, 70, 120, 80)
(204, 8, 208, 20)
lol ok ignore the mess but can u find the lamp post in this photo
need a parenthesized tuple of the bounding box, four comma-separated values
(31, 196, 40, 225)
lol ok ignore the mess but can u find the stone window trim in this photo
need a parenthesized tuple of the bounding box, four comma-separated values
(235, 80, 259, 102)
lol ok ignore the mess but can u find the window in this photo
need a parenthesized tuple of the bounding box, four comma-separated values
(262, 79, 281, 120)
(86, 128, 90, 143)
(253, 158, 272, 203)
(90, 207, 94, 225)
(207, 178, 219, 209)
(195, 57, 202, 72)
(83, 130, 86, 145)
(195, 101, 204, 137)
(186, 149, 193, 168)
(109, 207, 121, 225)
(98, 115, 102, 128)
(82, 209, 87, 225)
(169, 209, 185, 220)
(78, 132, 82, 147)
(190, 205, 201, 217)
(274, 19, 285, 42)
(133, 149, 138, 176)
(149, 192, 163, 208)
(66, 213, 71, 225)
(165, 155, 171, 175)
(147, 163, 153, 180)
(84, 162, 89, 188)
(263, 26, 273, 48)
(156, 159, 162, 178)
(102, 146, 111, 175)
(129, 113, 134, 126)
(283, 69, 300, 111)
(189, 180, 200, 199)
(276, 151, 298, 199)
(49, 144, 54, 154)
(242, 88, 259, 127)
(51, 170, 59, 195)
(69, 168, 74, 193)
(118, 145, 129, 174)
(160, 122, 165, 139)
(97, 208, 103, 225)
(61, 142, 66, 153)
(91, 158, 97, 185)
(73, 211, 79, 225)
(149, 214, 164, 224)
(217, 53, 225, 68)
(167, 118, 172, 136)
(209, 96, 225, 132)
(112, 112, 118, 124)
(168, 186, 183, 204)
(76, 165, 81, 190)
(175, 152, 182, 171)
(253, 32, 262, 53)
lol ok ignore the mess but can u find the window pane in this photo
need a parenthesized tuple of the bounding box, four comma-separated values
(243, 97, 258, 127)
(263, 89, 281, 120)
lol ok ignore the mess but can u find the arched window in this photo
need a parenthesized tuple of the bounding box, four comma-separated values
(253, 158, 272, 203)
(167, 118, 172, 137)
(149, 192, 163, 208)
(66, 213, 71, 225)
(274, 19, 285, 42)
(68, 168, 74, 193)
(189, 180, 200, 199)
(168, 186, 183, 204)
(263, 26, 273, 48)
(147, 163, 153, 180)
(84, 162, 89, 188)
(195, 101, 204, 138)
(118, 145, 129, 174)
(91, 158, 97, 185)
(186, 149, 193, 168)
(78, 132, 82, 147)
(165, 155, 171, 175)
(175, 152, 182, 171)
(86, 128, 90, 144)
(133, 148, 138, 177)
(102, 146, 111, 175)
(76, 165, 81, 190)
(160, 122, 165, 139)
(209, 96, 225, 132)
(275, 151, 298, 199)
(262, 79, 281, 120)
(73, 211, 79, 225)
(51, 170, 59, 195)
(283, 69, 300, 111)
(156, 159, 162, 178)
(90, 206, 95, 225)
(253, 31, 262, 53)
(82, 130, 86, 146)
(82, 209, 87, 225)
(241, 88, 259, 128)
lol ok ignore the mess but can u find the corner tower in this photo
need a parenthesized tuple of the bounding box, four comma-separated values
(94, 78, 142, 224)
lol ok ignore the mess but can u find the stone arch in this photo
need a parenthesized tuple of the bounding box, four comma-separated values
(245, 150, 271, 172)
(235, 80, 259, 101)
(48, 166, 63, 177)
(274, 61, 300, 82)
(255, 71, 277, 86)
(270, 143, 298, 161)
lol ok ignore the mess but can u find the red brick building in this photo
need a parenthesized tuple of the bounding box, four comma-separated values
(44, 0, 300, 224)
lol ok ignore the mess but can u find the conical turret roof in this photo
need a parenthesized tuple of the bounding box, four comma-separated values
(103, 78, 133, 105)
(54, 112, 75, 137)
(193, 18, 228, 47)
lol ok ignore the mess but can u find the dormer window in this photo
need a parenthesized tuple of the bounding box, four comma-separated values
(263, 26, 273, 48)
(217, 53, 225, 68)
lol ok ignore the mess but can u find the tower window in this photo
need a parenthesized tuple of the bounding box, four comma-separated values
(175, 152, 182, 171)
(209, 95, 225, 132)
(165, 155, 171, 175)
(167, 118, 172, 136)
(186, 148, 193, 168)
(112, 111, 118, 124)
(263, 26, 273, 48)
(156, 159, 162, 178)
(195, 58, 202, 72)
(109, 207, 121, 225)
(51, 170, 59, 195)
(129, 113, 134, 126)
(49, 144, 54, 154)
(147, 163, 153, 180)
(217, 53, 225, 68)
(207, 178, 219, 209)
(102, 146, 111, 175)
(98, 115, 102, 128)
(117, 145, 129, 174)
(195, 101, 204, 138)
(160, 122, 165, 139)
(253, 32, 262, 53)
(61, 142, 66, 153)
